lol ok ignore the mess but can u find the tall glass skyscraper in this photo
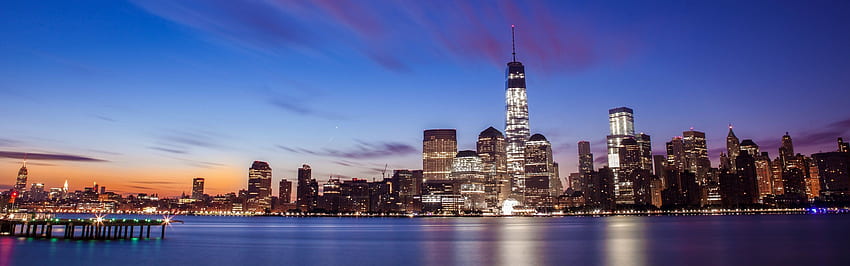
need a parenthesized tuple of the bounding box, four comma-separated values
(505, 26, 530, 198)
(477, 127, 508, 208)
(192, 177, 205, 200)
(606, 107, 635, 198)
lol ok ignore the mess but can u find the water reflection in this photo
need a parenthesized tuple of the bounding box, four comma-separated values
(0, 238, 14, 266)
(497, 218, 540, 266)
(604, 216, 646, 266)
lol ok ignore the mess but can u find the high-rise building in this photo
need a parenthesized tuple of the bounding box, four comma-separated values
(247, 161, 272, 211)
(423, 129, 457, 181)
(754, 152, 773, 199)
(636, 133, 653, 171)
(666, 137, 685, 172)
(524, 134, 557, 209)
(14, 161, 27, 192)
(451, 150, 486, 211)
(813, 151, 850, 198)
(653, 155, 667, 178)
(607, 107, 635, 200)
(616, 137, 640, 204)
(192, 177, 205, 200)
(477, 127, 509, 208)
(505, 26, 531, 197)
(683, 129, 710, 180)
(296, 164, 318, 211)
(279, 179, 292, 203)
(780, 132, 794, 160)
(726, 125, 740, 172)
(578, 141, 594, 175)
(585, 167, 615, 210)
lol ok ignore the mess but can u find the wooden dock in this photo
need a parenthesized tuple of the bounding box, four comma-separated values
(0, 217, 182, 240)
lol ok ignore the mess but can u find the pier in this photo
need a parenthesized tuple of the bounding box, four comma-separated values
(0, 217, 182, 240)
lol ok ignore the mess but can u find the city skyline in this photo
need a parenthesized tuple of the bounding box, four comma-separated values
(3, 1, 850, 196)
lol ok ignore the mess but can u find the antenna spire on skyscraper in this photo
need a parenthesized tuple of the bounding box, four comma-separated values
(511, 24, 517, 62)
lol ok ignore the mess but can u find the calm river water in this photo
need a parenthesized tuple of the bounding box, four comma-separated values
(1, 214, 849, 265)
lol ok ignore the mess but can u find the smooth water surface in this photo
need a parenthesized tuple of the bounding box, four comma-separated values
(2, 214, 849, 265)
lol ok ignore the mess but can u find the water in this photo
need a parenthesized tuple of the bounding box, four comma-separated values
(2, 214, 849, 265)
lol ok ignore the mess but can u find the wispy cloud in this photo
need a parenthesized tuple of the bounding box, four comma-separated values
(279, 140, 417, 159)
(132, 0, 635, 73)
(0, 151, 107, 162)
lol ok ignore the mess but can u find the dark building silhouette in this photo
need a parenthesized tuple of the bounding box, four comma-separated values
(585, 167, 615, 210)
(719, 151, 759, 208)
(15, 162, 27, 192)
(839, 138, 850, 153)
(296, 164, 318, 211)
(813, 151, 850, 199)
(279, 179, 292, 204)
(392, 170, 423, 213)
(726, 125, 740, 172)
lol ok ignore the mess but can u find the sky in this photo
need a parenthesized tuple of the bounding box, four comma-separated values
(1, 0, 849, 196)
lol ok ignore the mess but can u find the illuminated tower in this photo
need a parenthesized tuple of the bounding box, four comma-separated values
(247, 161, 272, 211)
(780, 132, 794, 160)
(666, 137, 685, 172)
(577, 141, 594, 192)
(192, 177, 205, 200)
(607, 107, 635, 197)
(683, 129, 710, 180)
(14, 161, 28, 192)
(726, 125, 740, 172)
(636, 133, 653, 171)
(505, 25, 531, 198)
(477, 127, 508, 207)
(423, 129, 457, 181)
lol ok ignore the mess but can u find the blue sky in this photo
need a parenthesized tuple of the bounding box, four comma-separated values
(1, 0, 849, 195)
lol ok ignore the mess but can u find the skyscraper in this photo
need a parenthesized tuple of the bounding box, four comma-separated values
(296, 164, 318, 211)
(279, 179, 292, 204)
(666, 137, 685, 172)
(392, 169, 423, 213)
(451, 150, 486, 211)
(607, 107, 635, 198)
(739, 139, 760, 160)
(524, 134, 558, 209)
(578, 141, 594, 175)
(14, 161, 27, 192)
(780, 132, 795, 160)
(505, 25, 530, 198)
(616, 138, 641, 204)
(683, 129, 710, 180)
(812, 151, 850, 198)
(192, 177, 205, 200)
(726, 125, 740, 172)
(247, 161, 272, 211)
(423, 129, 457, 181)
(476, 127, 508, 208)
(636, 133, 653, 171)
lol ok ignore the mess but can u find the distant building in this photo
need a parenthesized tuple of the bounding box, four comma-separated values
(423, 129, 457, 181)
(585, 167, 615, 210)
(726, 125, 740, 172)
(683, 129, 710, 181)
(666, 137, 685, 172)
(813, 151, 850, 199)
(247, 161, 272, 211)
(392, 169, 423, 213)
(15, 162, 28, 192)
(296, 164, 318, 211)
(192, 177, 205, 200)
(279, 179, 292, 204)
(636, 133, 653, 172)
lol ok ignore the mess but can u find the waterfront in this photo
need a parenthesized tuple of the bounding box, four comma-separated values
(1, 214, 849, 266)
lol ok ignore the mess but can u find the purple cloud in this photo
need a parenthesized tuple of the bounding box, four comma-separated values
(279, 141, 417, 159)
(132, 0, 636, 73)
(0, 151, 107, 162)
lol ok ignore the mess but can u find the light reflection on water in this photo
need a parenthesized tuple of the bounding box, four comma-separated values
(1, 214, 849, 266)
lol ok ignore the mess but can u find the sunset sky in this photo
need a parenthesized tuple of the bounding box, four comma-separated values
(2, 0, 849, 196)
